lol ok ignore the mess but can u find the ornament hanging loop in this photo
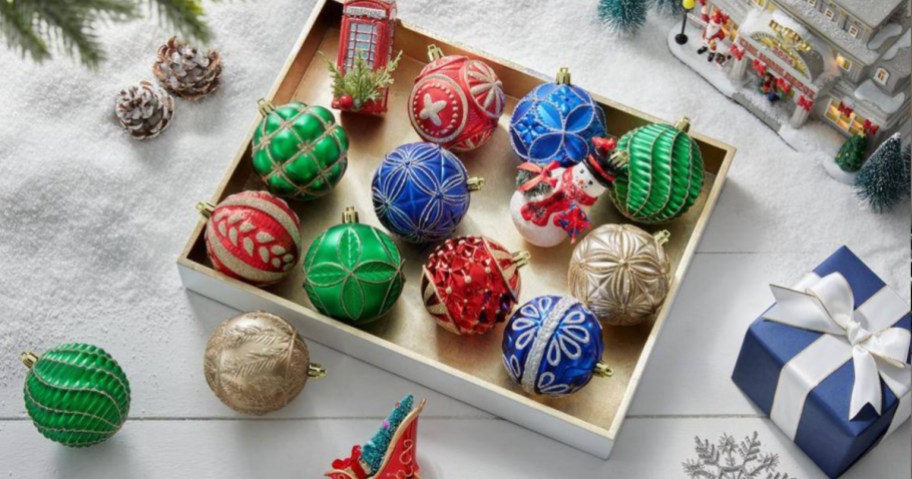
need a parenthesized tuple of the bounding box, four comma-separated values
(511, 250, 531, 269)
(653, 230, 671, 247)
(342, 206, 360, 224)
(466, 177, 485, 192)
(674, 116, 691, 133)
(196, 201, 216, 219)
(20, 352, 38, 369)
(427, 44, 444, 61)
(257, 98, 277, 117)
(556, 67, 571, 85)
(593, 362, 613, 378)
(308, 363, 327, 379)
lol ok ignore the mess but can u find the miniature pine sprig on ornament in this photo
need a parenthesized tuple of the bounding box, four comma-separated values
(361, 394, 415, 474)
(327, 50, 402, 111)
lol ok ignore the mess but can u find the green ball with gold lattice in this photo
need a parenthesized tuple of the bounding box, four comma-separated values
(21, 343, 131, 447)
(606, 117, 704, 224)
(251, 99, 349, 201)
(303, 207, 405, 325)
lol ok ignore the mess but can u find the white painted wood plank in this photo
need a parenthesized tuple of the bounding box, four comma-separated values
(1, 417, 907, 478)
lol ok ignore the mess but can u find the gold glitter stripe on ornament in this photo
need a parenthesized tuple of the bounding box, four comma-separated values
(520, 297, 578, 394)
(24, 385, 121, 430)
(28, 367, 126, 423)
(33, 355, 130, 410)
(217, 195, 300, 251)
(206, 222, 286, 284)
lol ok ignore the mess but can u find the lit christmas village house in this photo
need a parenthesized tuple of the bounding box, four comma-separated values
(332, 0, 397, 114)
(689, 0, 910, 143)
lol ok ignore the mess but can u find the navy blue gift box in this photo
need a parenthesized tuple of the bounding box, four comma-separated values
(732, 246, 911, 478)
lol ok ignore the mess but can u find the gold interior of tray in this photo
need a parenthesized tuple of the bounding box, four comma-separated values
(183, 1, 732, 436)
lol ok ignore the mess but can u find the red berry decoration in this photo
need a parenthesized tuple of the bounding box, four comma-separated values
(408, 45, 505, 152)
(198, 190, 301, 286)
(337, 94, 354, 110)
(421, 236, 530, 335)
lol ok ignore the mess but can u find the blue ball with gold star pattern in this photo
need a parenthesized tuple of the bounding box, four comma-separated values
(502, 295, 611, 397)
(509, 68, 607, 167)
(372, 142, 484, 244)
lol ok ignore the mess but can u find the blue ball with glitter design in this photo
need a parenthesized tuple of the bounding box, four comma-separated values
(372, 142, 479, 244)
(509, 70, 607, 167)
(502, 295, 606, 397)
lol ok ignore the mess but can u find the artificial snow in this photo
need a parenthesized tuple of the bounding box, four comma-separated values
(0, 0, 908, 435)
(882, 29, 911, 61)
(855, 79, 906, 114)
(868, 22, 903, 50)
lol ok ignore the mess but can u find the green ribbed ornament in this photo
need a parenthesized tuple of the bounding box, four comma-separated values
(21, 344, 130, 447)
(303, 207, 405, 325)
(606, 117, 704, 224)
(251, 100, 349, 201)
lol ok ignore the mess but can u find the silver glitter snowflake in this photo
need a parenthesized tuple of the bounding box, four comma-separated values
(683, 432, 795, 479)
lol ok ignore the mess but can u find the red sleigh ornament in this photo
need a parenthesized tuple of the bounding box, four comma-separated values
(326, 399, 426, 479)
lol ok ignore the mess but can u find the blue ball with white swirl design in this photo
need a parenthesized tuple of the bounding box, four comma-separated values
(372, 142, 472, 244)
(509, 82, 607, 167)
(502, 295, 604, 396)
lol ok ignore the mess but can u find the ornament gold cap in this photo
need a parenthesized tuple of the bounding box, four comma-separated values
(593, 362, 613, 378)
(556, 67, 571, 85)
(466, 177, 485, 192)
(610, 150, 630, 169)
(196, 201, 216, 219)
(257, 99, 276, 117)
(653, 230, 671, 247)
(20, 352, 39, 369)
(342, 207, 360, 224)
(511, 250, 531, 269)
(674, 116, 691, 133)
(427, 44, 444, 61)
(308, 363, 327, 379)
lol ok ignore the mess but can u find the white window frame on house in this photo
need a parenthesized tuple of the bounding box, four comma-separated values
(875, 68, 890, 85)
(824, 98, 868, 135)
(836, 54, 852, 72)
(808, 0, 817, 6)
(825, 6, 836, 19)
(848, 24, 859, 37)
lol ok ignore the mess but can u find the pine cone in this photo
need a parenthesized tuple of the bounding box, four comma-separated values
(115, 81, 174, 140)
(153, 37, 222, 100)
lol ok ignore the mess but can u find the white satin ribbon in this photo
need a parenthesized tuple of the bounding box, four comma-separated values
(763, 272, 911, 439)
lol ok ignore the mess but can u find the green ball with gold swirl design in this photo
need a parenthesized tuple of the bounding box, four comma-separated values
(20, 343, 130, 447)
(605, 117, 704, 224)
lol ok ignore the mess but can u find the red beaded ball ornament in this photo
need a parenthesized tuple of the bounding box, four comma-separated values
(408, 45, 505, 152)
(199, 190, 301, 286)
(421, 236, 529, 335)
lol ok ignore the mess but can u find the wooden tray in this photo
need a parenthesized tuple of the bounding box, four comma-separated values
(177, 0, 735, 458)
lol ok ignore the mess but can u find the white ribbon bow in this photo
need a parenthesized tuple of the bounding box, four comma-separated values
(764, 273, 911, 420)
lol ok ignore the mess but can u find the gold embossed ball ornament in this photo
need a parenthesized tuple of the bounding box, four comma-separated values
(204, 312, 326, 415)
(568, 224, 671, 326)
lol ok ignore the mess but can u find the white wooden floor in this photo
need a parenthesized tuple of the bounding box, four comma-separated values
(1, 1, 909, 478)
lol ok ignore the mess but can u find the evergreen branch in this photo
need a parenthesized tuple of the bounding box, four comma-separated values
(146, 0, 212, 43)
(0, 1, 51, 63)
(26, 0, 109, 67)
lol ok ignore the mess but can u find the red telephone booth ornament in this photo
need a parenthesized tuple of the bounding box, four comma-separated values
(333, 0, 397, 114)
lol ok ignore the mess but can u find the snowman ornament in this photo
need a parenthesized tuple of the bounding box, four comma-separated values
(510, 138, 620, 248)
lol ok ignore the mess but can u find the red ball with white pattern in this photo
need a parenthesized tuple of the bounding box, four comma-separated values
(408, 46, 505, 152)
(202, 190, 301, 286)
(421, 236, 529, 335)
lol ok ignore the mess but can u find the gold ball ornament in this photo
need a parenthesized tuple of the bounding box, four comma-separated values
(204, 311, 325, 415)
(568, 224, 671, 326)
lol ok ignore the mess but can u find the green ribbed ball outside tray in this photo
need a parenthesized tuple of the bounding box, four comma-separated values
(22, 343, 131, 447)
(251, 100, 349, 201)
(606, 121, 704, 224)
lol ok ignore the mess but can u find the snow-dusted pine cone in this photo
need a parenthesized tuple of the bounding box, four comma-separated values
(114, 81, 174, 140)
(152, 37, 222, 100)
